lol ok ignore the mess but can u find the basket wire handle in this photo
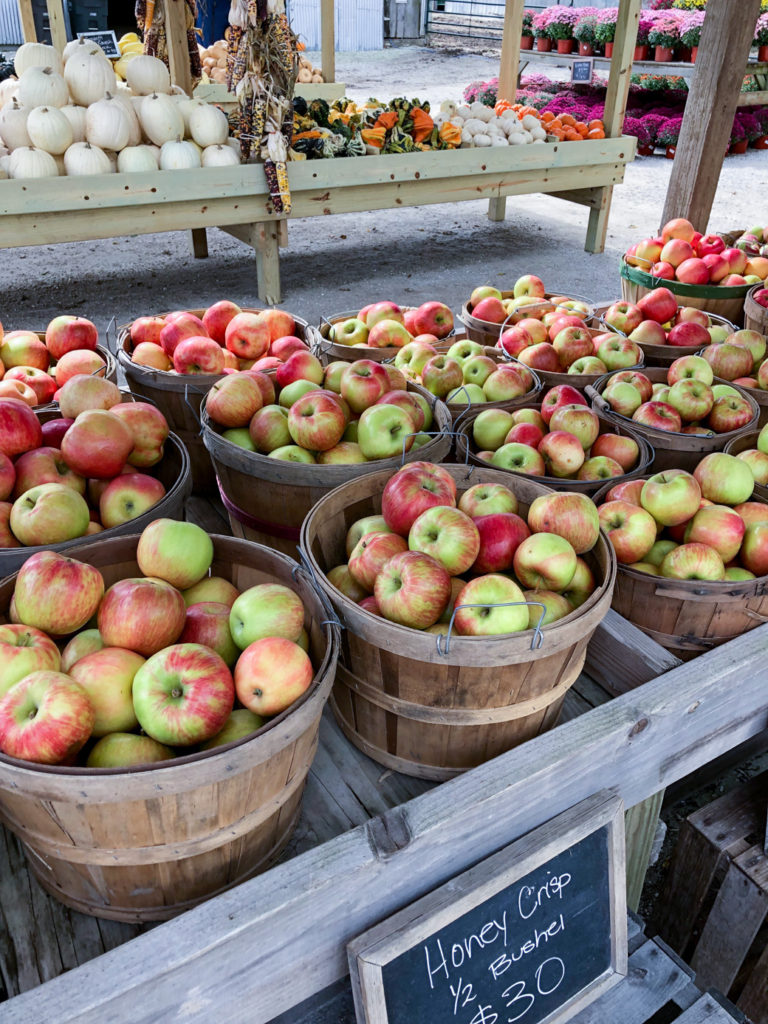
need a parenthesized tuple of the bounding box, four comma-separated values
(294, 543, 344, 631)
(398, 428, 472, 470)
(183, 383, 205, 436)
(436, 600, 547, 657)
(104, 315, 117, 355)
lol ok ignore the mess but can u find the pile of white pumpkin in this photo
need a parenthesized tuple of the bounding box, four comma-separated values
(0, 39, 242, 179)
(434, 100, 548, 148)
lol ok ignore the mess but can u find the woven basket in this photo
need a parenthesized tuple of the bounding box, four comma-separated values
(313, 306, 454, 365)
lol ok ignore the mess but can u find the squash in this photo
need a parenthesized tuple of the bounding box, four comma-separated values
(86, 94, 132, 152)
(9, 145, 59, 178)
(159, 138, 201, 169)
(63, 37, 106, 64)
(64, 140, 113, 175)
(140, 93, 184, 145)
(14, 43, 62, 78)
(60, 105, 88, 143)
(188, 104, 228, 147)
(65, 52, 117, 106)
(125, 55, 172, 96)
(26, 106, 74, 154)
(18, 67, 69, 110)
(0, 99, 32, 150)
(201, 143, 240, 167)
(117, 144, 159, 172)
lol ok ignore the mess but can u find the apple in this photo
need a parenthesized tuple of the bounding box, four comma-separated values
(505, 422, 544, 448)
(628, 320, 667, 348)
(684, 504, 746, 562)
(159, 313, 207, 358)
(229, 582, 304, 650)
(722, 274, 748, 287)
(0, 397, 43, 457)
(666, 379, 714, 421)
(364, 301, 403, 329)
(257, 308, 295, 343)
(513, 533, 577, 592)
(0, 331, 50, 371)
(740, 522, 768, 576)
(0, 452, 15, 501)
(469, 513, 530, 573)
(357, 403, 415, 460)
(462, 355, 498, 388)
(454, 485, 516, 521)
(723, 247, 749, 275)
(285, 390, 346, 452)
(527, 491, 600, 554)
(0, 670, 94, 764)
(52, 348, 107, 388)
(181, 576, 239, 609)
(537, 432, 584, 478)
(316, 442, 366, 464)
(0, 379, 37, 406)
(499, 325, 534, 358)
(269, 445, 316, 463)
(471, 409, 516, 450)
(178, 600, 240, 666)
(492, 442, 546, 476)
(345, 515, 394, 557)
(661, 217, 696, 245)
(577, 455, 623, 480)
(479, 366, 527, 403)
(170, 336, 225, 375)
(596, 336, 642, 371)
(9, 481, 89, 546)
(269, 336, 307, 362)
(57, 374, 121, 420)
(730, 329, 767, 367)
(374, 550, 451, 628)
(206, 374, 264, 429)
(597, 499, 657, 563)
(737, 449, 768, 485)
(660, 542, 725, 581)
(516, 342, 560, 373)
(98, 577, 186, 656)
(202, 300, 242, 343)
(349, 531, 409, 591)
(13, 550, 104, 637)
(604, 478, 645, 505)
(394, 340, 437, 377)
(632, 401, 683, 433)
(331, 318, 369, 347)
(411, 301, 453, 339)
(449, 574, 528, 636)
(12, 446, 86, 499)
(224, 313, 270, 360)
(68, 647, 144, 736)
(87, 732, 175, 767)
(569, 357, 607, 375)
(327, 564, 369, 604)
(470, 286, 502, 306)
(471, 297, 507, 324)
(367, 319, 412, 350)
(640, 469, 701, 527)
(322, 361, 349, 395)
(694, 452, 754, 505)
(667, 355, 714, 386)
(0, 624, 61, 697)
(381, 462, 457, 535)
(5, 366, 56, 405)
(99, 473, 166, 529)
(60, 628, 103, 672)
(587, 433, 637, 471)
(132, 341, 173, 371)
(136, 518, 213, 590)
(666, 322, 710, 349)
(340, 360, 390, 413)
(421, 355, 463, 398)
(197, 708, 264, 751)
(45, 315, 98, 360)
(707, 394, 754, 433)
(408, 506, 480, 576)
(540, 384, 587, 425)
(548, 404, 600, 450)
(59, 409, 134, 480)
(604, 301, 643, 335)
(249, 404, 291, 452)
(513, 274, 546, 299)
(637, 287, 678, 326)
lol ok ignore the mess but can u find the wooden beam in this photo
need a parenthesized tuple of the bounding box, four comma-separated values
(497, 0, 525, 103)
(320, 0, 335, 84)
(165, 0, 193, 95)
(45, 0, 67, 50)
(5, 625, 768, 1024)
(17, 0, 36, 41)
(661, 0, 761, 232)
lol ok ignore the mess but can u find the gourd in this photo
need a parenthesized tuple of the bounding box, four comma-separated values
(18, 67, 69, 109)
(140, 93, 184, 145)
(117, 145, 159, 172)
(60, 104, 88, 143)
(188, 104, 228, 147)
(9, 146, 59, 178)
(26, 106, 74, 154)
(473, 134, 492, 148)
(14, 42, 62, 77)
(0, 79, 17, 107)
(0, 100, 32, 150)
(125, 55, 172, 96)
(110, 91, 142, 146)
(224, 137, 241, 153)
(63, 37, 106, 64)
(65, 52, 116, 106)
(86, 94, 132, 151)
(176, 97, 206, 132)
(159, 138, 201, 169)
(64, 140, 113, 175)
(201, 143, 240, 167)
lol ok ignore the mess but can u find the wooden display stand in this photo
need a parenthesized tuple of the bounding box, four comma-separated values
(4, 0, 640, 303)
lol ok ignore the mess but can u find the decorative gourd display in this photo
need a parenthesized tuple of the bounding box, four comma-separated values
(140, 92, 185, 146)
(62, 37, 106, 65)
(64, 52, 116, 106)
(13, 42, 63, 77)
(125, 55, 172, 96)
(63, 140, 114, 175)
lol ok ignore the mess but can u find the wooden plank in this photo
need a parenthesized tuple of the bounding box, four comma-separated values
(165, 0, 193, 96)
(738, 935, 768, 1022)
(661, 0, 762, 232)
(254, 221, 281, 305)
(487, 195, 507, 221)
(624, 791, 664, 913)
(189, 227, 208, 258)
(17, 0, 36, 42)
(675, 994, 747, 1024)
(320, 0, 335, 84)
(44, 0, 67, 52)
(497, 0, 525, 103)
(4, 625, 768, 1023)
(585, 609, 682, 698)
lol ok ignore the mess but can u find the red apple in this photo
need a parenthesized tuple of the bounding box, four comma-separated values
(173, 336, 226, 375)
(45, 316, 98, 360)
(60, 409, 134, 479)
(374, 550, 451, 628)
(159, 313, 207, 358)
(13, 550, 104, 636)
(527, 491, 600, 554)
(637, 287, 678, 325)
(591, 433, 640, 471)
(202, 300, 242, 343)
(0, 670, 94, 764)
(540, 384, 587, 425)
(411, 301, 453, 339)
(130, 316, 165, 347)
(471, 512, 530, 573)
(132, 342, 173, 371)
(632, 401, 683, 433)
(0, 397, 42, 457)
(381, 462, 457, 536)
(597, 499, 657, 563)
(98, 577, 187, 656)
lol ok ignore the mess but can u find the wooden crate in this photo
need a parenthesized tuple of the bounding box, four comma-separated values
(654, 771, 768, 1023)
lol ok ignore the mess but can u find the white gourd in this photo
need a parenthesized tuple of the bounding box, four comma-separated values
(9, 146, 58, 178)
(62, 37, 106, 64)
(473, 134, 492, 148)
(65, 53, 116, 107)
(144, 143, 161, 159)
(188, 104, 228, 147)
(501, 109, 519, 121)
(86, 94, 131, 152)
(521, 114, 540, 131)
(0, 100, 31, 150)
(507, 133, 527, 146)
(532, 138, 546, 145)
(201, 143, 240, 167)
(490, 136, 509, 147)
(64, 140, 113, 175)
(125, 55, 171, 96)
(462, 118, 485, 136)
(60, 104, 88, 142)
(186, 139, 202, 156)
(456, 104, 472, 119)
(0, 155, 9, 176)
(26, 106, 74, 154)
(18, 67, 69, 109)
(460, 128, 473, 146)
(0, 79, 18, 107)
(111, 92, 142, 146)
(140, 93, 184, 145)
(531, 126, 547, 141)
(169, 85, 188, 97)
(103, 150, 118, 171)
(14, 43, 62, 77)
(159, 138, 201, 169)
(0, 145, 7, 157)
(176, 97, 206, 132)
(224, 136, 240, 153)
(117, 144, 159, 172)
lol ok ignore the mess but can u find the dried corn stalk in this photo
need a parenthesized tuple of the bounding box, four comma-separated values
(136, 0, 202, 85)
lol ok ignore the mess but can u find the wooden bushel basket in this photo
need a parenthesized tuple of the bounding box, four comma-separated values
(724, 430, 768, 500)
(587, 367, 760, 472)
(313, 307, 455, 365)
(592, 477, 768, 662)
(744, 284, 768, 335)
(202, 390, 453, 560)
(0, 396, 192, 577)
(300, 464, 616, 780)
(434, 337, 543, 425)
(459, 291, 597, 347)
(620, 258, 750, 327)
(595, 304, 737, 368)
(0, 535, 339, 923)
(117, 308, 312, 493)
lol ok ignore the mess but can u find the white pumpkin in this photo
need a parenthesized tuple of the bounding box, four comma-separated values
(26, 106, 74, 154)
(117, 144, 159, 172)
(110, 90, 142, 146)
(60, 105, 88, 143)
(9, 146, 59, 178)
(125, 55, 172, 96)
(86, 94, 132, 152)
(224, 136, 241, 153)
(17, 66, 69, 110)
(176, 96, 206, 132)
(14, 42, 62, 77)
(0, 79, 18, 107)
(103, 149, 118, 171)
(140, 93, 184, 146)
(0, 100, 31, 150)
(0, 155, 9, 176)
(65, 52, 117, 107)
(188, 104, 228, 147)
(159, 138, 201, 169)
(63, 36, 106, 64)
(63, 140, 113, 175)
(201, 143, 240, 167)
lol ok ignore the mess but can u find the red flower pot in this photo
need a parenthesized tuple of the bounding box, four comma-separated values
(758, 44, 768, 62)
(677, 46, 691, 62)
(557, 38, 574, 53)
(521, 34, 534, 50)
(634, 44, 649, 60)
(691, 46, 698, 63)
(637, 144, 654, 156)
(753, 135, 768, 150)
(730, 139, 749, 155)
(536, 36, 552, 52)
(605, 42, 614, 58)
(578, 42, 594, 56)
(665, 146, 676, 160)
(654, 46, 674, 62)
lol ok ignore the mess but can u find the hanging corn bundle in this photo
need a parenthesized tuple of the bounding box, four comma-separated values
(227, 0, 298, 214)
(135, 0, 202, 86)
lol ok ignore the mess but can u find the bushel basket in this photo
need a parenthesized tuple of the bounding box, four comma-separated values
(620, 258, 750, 327)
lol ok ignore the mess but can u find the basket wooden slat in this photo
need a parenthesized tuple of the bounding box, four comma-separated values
(300, 463, 616, 780)
(596, 306, 738, 368)
(0, 534, 339, 922)
(723, 429, 768, 500)
(459, 291, 597, 347)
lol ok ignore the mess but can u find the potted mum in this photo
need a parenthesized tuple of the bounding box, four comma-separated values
(574, 14, 598, 56)
(657, 116, 683, 158)
(648, 14, 681, 62)
(595, 9, 618, 58)
(756, 13, 768, 63)
(532, 10, 553, 52)
(546, 8, 580, 54)
(635, 15, 654, 60)
(729, 117, 748, 155)
(521, 9, 534, 50)
(753, 107, 768, 150)
(679, 11, 705, 61)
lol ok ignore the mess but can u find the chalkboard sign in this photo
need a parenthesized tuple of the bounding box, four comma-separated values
(571, 59, 594, 83)
(348, 792, 626, 1024)
(79, 30, 121, 59)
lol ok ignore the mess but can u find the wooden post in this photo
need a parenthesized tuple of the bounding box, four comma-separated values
(661, 0, 761, 232)
(165, 0, 194, 95)
(320, 0, 335, 85)
(585, 0, 640, 252)
(488, 0, 525, 223)
(189, 228, 208, 258)
(17, 0, 36, 42)
(45, 0, 67, 51)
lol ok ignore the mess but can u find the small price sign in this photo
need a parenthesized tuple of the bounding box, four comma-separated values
(78, 30, 121, 59)
(571, 58, 594, 83)
(348, 792, 627, 1024)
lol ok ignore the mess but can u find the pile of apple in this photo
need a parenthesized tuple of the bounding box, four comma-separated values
(206, 355, 440, 464)
(599, 357, 755, 437)
(127, 301, 309, 376)
(325, 461, 602, 636)
(596, 452, 766, 583)
(468, 384, 642, 481)
(624, 218, 768, 288)
(0, 519, 317, 768)
(466, 275, 591, 327)
(499, 314, 641, 377)
(327, 299, 454, 349)
(393, 336, 534, 406)
(1, 376, 172, 549)
(602, 287, 733, 351)
(0, 315, 107, 407)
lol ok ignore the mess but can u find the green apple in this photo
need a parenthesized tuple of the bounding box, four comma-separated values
(229, 583, 305, 649)
(411, 432, 432, 449)
(469, 285, 502, 305)
(410, 392, 433, 431)
(707, 326, 730, 344)
(60, 628, 103, 672)
(758, 422, 768, 455)
(199, 708, 264, 750)
(268, 445, 316, 463)
(342, 419, 359, 442)
(711, 384, 739, 400)
(330, 317, 369, 346)
(472, 408, 516, 451)
(136, 518, 214, 590)
(446, 339, 484, 362)
(86, 732, 176, 768)
(357, 404, 415, 460)
(278, 379, 321, 408)
(447, 383, 486, 405)
(222, 427, 256, 451)
(645, 539, 678, 567)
